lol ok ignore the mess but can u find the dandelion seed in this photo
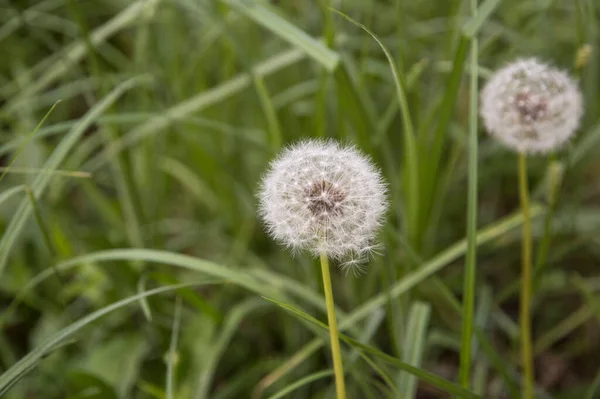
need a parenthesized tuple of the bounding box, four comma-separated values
(258, 139, 388, 270)
(339, 257, 369, 277)
(481, 58, 583, 154)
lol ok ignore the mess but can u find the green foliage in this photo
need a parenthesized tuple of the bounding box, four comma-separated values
(1, 0, 599, 398)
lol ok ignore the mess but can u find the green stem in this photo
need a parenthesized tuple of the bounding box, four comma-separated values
(26, 188, 57, 259)
(459, 0, 478, 392)
(533, 158, 562, 287)
(518, 153, 534, 399)
(319, 252, 346, 399)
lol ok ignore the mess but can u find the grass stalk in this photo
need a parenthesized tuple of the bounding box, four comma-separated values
(0, 101, 60, 185)
(319, 252, 346, 399)
(533, 159, 562, 287)
(25, 188, 72, 318)
(166, 297, 182, 399)
(25, 188, 57, 259)
(518, 152, 534, 399)
(458, 0, 479, 392)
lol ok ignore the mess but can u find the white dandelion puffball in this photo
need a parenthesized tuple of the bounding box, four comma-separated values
(481, 58, 583, 154)
(258, 140, 388, 266)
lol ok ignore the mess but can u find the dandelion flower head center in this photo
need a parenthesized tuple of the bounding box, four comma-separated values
(514, 91, 547, 123)
(305, 179, 347, 221)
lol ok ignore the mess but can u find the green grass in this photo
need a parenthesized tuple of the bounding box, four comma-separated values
(0, 0, 599, 398)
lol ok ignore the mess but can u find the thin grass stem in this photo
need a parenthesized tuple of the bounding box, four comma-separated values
(458, 0, 479, 392)
(25, 188, 71, 319)
(319, 252, 346, 399)
(533, 158, 562, 289)
(26, 188, 57, 259)
(166, 297, 182, 399)
(0, 101, 60, 185)
(518, 153, 534, 399)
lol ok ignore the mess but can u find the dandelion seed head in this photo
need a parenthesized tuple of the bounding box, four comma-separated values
(258, 140, 388, 265)
(481, 58, 583, 154)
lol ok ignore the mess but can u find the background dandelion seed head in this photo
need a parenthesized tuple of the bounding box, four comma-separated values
(481, 58, 583, 154)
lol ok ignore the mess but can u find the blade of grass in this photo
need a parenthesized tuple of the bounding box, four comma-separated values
(571, 123, 600, 166)
(573, 275, 600, 321)
(474, 329, 520, 399)
(159, 157, 220, 212)
(267, 370, 334, 399)
(532, 160, 564, 297)
(194, 299, 266, 399)
(418, 37, 468, 247)
(331, 8, 419, 248)
(137, 274, 153, 322)
(0, 185, 27, 206)
(461, 0, 502, 38)
(333, 60, 377, 152)
(149, 273, 223, 323)
(533, 307, 592, 355)
(346, 309, 385, 366)
(272, 80, 319, 109)
(252, 341, 323, 399)
(397, 301, 431, 399)
(25, 188, 57, 259)
(0, 101, 60, 185)
(356, 350, 400, 398)
(99, 124, 144, 248)
(253, 75, 282, 153)
(79, 179, 124, 230)
(213, 359, 285, 399)
(0, 77, 146, 278)
(473, 286, 492, 358)
(376, 58, 430, 141)
(246, 268, 353, 327)
(0, 167, 91, 178)
(459, 0, 480, 392)
(223, 0, 339, 71)
(166, 297, 182, 399)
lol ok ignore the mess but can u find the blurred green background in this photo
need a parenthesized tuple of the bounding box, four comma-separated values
(0, 0, 599, 398)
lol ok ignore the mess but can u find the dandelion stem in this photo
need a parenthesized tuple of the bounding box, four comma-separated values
(319, 252, 346, 399)
(518, 153, 534, 399)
